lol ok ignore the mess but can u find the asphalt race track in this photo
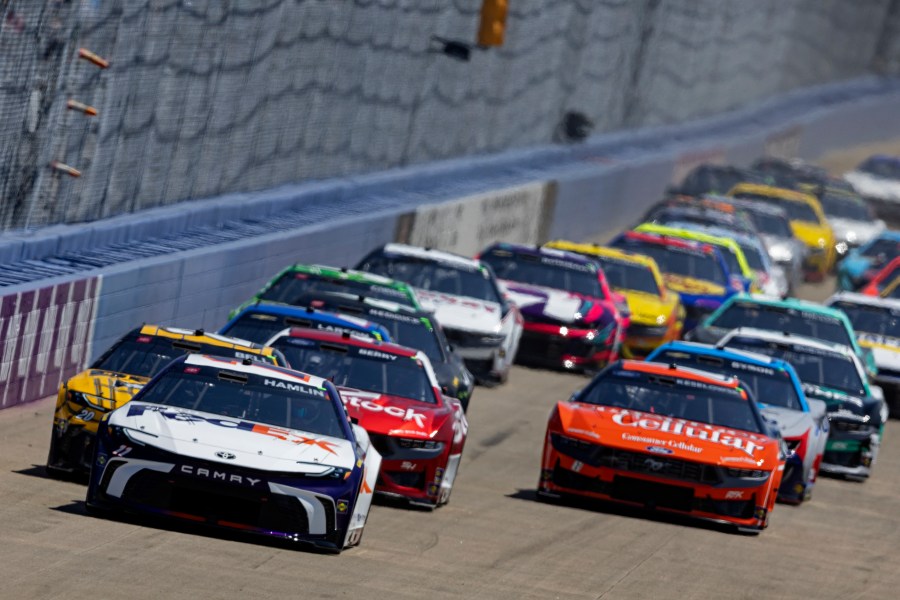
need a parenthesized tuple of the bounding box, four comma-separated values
(1, 145, 899, 600)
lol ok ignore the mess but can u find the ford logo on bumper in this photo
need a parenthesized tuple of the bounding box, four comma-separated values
(215, 451, 236, 460)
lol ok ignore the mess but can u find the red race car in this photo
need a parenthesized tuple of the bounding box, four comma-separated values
(478, 242, 630, 372)
(266, 329, 467, 508)
(539, 360, 785, 533)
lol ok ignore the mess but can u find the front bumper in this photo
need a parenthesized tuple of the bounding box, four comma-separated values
(86, 439, 358, 550)
(820, 422, 880, 478)
(515, 323, 617, 371)
(368, 433, 458, 507)
(539, 436, 772, 531)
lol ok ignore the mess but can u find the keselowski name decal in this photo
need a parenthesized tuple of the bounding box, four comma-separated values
(608, 408, 766, 457)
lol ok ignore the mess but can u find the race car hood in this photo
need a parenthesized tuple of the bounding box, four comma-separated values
(556, 402, 778, 468)
(66, 369, 150, 411)
(110, 402, 356, 473)
(338, 387, 451, 439)
(661, 274, 726, 298)
(858, 333, 900, 370)
(500, 281, 584, 324)
(800, 383, 868, 414)
(759, 406, 812, 440)
(620, 290, 673, 326)
(829, 218, 884, 246)
(415, 289, 501, 334)
(790, 220, 833, 252)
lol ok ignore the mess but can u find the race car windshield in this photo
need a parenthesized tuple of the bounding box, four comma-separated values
(861, 237, 900, 259)
(724, 340, 866, 397)
(832, 302, 900, 339)
(592, 256, 660, 296)
(746, 211, 793, 238)
(261, 272, 416, 308)
(479, 252, 602, 298)
(361, 256, 502, 304)
(709, 304, 852, 347)
(653, 351, 802, 411)
(137, 366, 347, 439)
(93, 336, 275, 378)
(576, 371, 762, 433)
(269, 338, 438, 404)
(738, 242, 767, 271)
(732, 194, 819, 223)
(221, 312, 376, 345)
(360, 313, 445, 363)
(818, 192, 870, 221)
(612, 240, 726, 286)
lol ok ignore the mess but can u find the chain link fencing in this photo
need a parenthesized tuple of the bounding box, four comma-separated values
(1, 0, 898, 231)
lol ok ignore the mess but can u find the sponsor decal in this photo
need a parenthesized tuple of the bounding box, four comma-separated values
(622, 433, 703, 454)
(612, 409, 765, 457)
(0, 277, 101, 409)
(803, 384, 864, 408)
(646, 445, 673, 455)
(369, 308, 420, 324)
(567, 427, 600, 440)
(642, 458, 665, 472)
(720, 456, 759, 465)
(126, 405, 338, 454)
(112, 444, 132, 457)
(341, 393, 428, 429)
(434, 467, 445, 483)
(400, 461, 417, 471)
(179, 464, 261, 487)
(859, 333, 900, 351)
(358, 348, 398, 361)
(215, 451, 236, 460)
(427, 483, 439, 496)
(263, 378, 326, 397)
(729, 361, 775, 376)
(725, 490, 745, 500)
(336, 499, 349, 514)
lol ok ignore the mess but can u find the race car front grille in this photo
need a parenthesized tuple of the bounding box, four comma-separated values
(823, 450, 862, 467)
(551, 434, 721, 484)
(118, 469, 331, 535)
(694, 497, 755, 519)
(517, 331, 597, 362)
(380, 470, 426, 490)
(611, 476, 694, 512)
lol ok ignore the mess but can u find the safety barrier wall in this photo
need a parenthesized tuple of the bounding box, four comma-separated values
(3, 0, 900, 231)
(2, 78, 900, 409)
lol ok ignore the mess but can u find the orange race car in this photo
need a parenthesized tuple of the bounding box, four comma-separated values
(539, 360, 785, 533)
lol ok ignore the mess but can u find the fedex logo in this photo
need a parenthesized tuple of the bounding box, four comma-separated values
(125, 405, 337, 453)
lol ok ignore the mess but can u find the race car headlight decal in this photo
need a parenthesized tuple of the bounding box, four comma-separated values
(396, 438, 444, 451)
(69, 390, 113, 412)
(725, 468, 769, 479)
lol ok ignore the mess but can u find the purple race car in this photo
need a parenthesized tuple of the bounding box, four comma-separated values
(478, 243, 630, 372)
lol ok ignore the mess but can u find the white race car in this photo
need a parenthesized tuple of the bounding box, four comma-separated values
(85, 354, 381, 552)
(827, 292, 900, 417)
(356, 244, 523, 385)
(844, 155, 900, 221)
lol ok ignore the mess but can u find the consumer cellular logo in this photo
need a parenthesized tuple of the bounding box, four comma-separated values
(612, 410, 765, 457)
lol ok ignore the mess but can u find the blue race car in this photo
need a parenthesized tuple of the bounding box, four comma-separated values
(837, 231, 900, 291)
(219, 302, 390, 345)
(647, 341, 829, 503)
(85, 353, 381, 552)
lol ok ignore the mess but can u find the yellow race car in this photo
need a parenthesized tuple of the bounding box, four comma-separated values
(544, 241, 684, 356)
(728, 183, 835, 280)
(46, 325, 286, 478)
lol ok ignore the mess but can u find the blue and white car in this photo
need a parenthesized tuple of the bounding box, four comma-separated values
(85, 354, 381, 552)
(647, 341, 828, 503)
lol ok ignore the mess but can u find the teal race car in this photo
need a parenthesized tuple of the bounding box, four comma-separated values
(685, 294, 878, 379)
